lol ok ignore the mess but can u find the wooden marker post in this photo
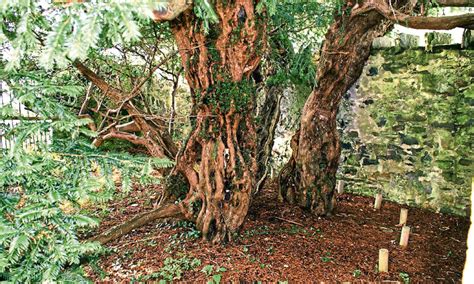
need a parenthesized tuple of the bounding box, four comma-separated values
(378, 249, 389, 273)
(374, 193, 383, 209)
(399, 208, 408, 226)
(337, 180, 345, 194)
(399, 226, 411, 248)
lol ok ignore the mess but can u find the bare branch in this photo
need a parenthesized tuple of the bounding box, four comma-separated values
(79, 82, 93, 115)
(365, 1, 474, 30)
(73, 61, 123, 102)
(117, 50, 179, 108)
(116, 121, 140, 132)
(96, 122, 117, 136)
(74, 59, 178, 159)
(102, 130, 149, 146)
(389, 13, 474, 30)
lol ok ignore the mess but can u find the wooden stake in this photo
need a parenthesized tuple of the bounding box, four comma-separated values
(337, 180, 345, 194)
(399, 226, 411, 248)
(378, 249, 389, 273)
(374, 193, 383, 209)
(399, 208, 408, 226)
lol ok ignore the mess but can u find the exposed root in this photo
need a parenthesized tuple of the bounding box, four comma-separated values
(89, 203, 184, 244)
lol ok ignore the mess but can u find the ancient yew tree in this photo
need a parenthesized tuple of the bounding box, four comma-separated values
(169, 1, 266, 243)
(280, 0, 473, 215)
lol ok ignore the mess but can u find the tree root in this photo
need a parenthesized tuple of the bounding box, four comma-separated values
(89, 203, 184, 244)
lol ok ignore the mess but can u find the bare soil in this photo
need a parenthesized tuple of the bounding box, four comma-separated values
(85, 182, 469, 282)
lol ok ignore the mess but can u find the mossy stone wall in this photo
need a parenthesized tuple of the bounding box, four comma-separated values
(339, 48, 473, 215)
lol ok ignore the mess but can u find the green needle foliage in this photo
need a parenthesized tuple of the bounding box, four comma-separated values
(1, 0, 167, 70)
(0, 40, 173, 283)
(0, 140, 173, 282)
(0, 108, 173, 283)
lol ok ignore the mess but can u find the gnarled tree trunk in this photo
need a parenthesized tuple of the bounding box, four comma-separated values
(170, 1, 265, 243)
(279, 4, 393, 215)
(279, 0, 472, 215)
(279, 0, 473, 215)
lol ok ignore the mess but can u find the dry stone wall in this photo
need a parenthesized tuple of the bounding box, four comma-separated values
(338, 47, 473, 216)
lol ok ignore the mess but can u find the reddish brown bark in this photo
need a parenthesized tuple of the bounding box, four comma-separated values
(436, 0, 474, 6)
(169, 1, 265, 243)
(89, 1, 265, 245)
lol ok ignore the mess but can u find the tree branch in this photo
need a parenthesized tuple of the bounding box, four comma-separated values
(435, 0, 474, 7)
(392, 13, 474, 30)
(75, 49, 178, 115)
(73, 61, 123, 102)
(102, 130, 149, 146)
(116, 50, 179, 108)
(367, 1, 474, 30)
(79, 82, 93, 115)
(116, 121, 140, 132)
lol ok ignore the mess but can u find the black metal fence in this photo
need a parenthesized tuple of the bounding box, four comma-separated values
(0, 88, 53, 150)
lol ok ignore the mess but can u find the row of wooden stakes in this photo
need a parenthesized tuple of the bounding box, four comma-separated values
(336, 181, 411, 273)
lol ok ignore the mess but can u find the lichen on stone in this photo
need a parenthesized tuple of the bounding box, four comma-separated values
(339, 47, 473, 216)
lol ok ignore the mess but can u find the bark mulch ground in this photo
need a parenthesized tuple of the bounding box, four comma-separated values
(85, 182, 469, 282)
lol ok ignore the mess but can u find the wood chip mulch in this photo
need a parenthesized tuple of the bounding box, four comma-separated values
(85, 182, 469, 283)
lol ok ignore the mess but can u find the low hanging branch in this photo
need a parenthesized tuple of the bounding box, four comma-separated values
(435, 0, 474, 7)
(393, 14, 474, 30)
(352, 0, 474, 30)
(377, 10, 474, 30)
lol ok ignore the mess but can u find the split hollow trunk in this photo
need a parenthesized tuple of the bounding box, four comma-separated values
(255, 85, 283, 193)
(280, 5, 393, 215)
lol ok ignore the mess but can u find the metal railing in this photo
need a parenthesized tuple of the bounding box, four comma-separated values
(0, 87, 53, 150)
